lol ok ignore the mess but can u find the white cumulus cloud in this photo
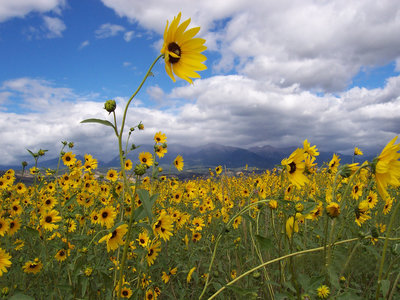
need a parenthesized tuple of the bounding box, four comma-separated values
(95, 23, 125, 39)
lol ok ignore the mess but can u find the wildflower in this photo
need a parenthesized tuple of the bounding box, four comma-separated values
(351, 182, 363, 200)
(231, 269, 237, 279)
(98, 206, 116, 229)
(139, 152, 154, 167)
(55, 249, 67, 262)
(373, 136, 400, 200)
(154, 131, 167, 144)
(354, 147, 363, 156)
(153, 211, 174, 241)
(328, 154, 341, 173)
(23, 258, 43, 274)
(316, 285, 330, 298)
(187, 267, 196, 283)
(155, 145, 168, 158)
(366, 191, 378, 209)
(192, 231, 202, 243)
(106, 169, 118, 182)
(326, 202, 340, 218)
(137, 231, 150, 248)
(98, 224, 128, 252)
(269, 200, 278, 209)
(174, 155, 184, 171)
(62, 152, 76, 167)
(40, 209, 62, 231)
(303, 139, 319, 157)
(161, 12, 207, 84)
(383, 197, 393, 215)
(146, 240, 162, 266)
(0, 248, 11, 276)
(215, 165, 222, 175)
(232, 216, 242, 229)
(145, 289, 154, 300)
(124, 159, 133, 171)
(286, 216, 299, 238)
(0, 219, 9, 236)
(120, 287, 132, 298)
(281, 148, 309, 187)
(8, 219, 21, 236)
(84, 267, 93, 276)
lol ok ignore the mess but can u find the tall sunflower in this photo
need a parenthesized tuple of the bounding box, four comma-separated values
(281, 148, 309, 187)
(174, 155, 184, 171)
(161, 12, 207, 84)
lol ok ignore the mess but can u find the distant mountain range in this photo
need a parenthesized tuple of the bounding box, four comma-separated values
(0, 143, 373, 172)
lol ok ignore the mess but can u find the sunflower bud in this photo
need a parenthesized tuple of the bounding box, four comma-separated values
(104, 99, 116, 113)
(138, 123, 144, 130)
(134, 164, 147, 176)
(22, 161, 28, 167)
(68, 142, 74, 149)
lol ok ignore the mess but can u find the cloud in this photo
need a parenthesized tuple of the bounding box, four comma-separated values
(95, 23, 125, 39)
(1, 75, 399, 166)
(0, 0, 65, 22)
(43, 16, 66, 38)
(100, 0, 400, 93)
(124, 30, 134, 42)
(79, 40, 90, 49)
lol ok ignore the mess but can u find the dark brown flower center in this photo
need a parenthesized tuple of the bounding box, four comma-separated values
(289, 162, 296, 174)
(102, 212, 108, 218)
(45, 216, 52, 223)
(168, 42, 181, 63)
(111, 230, 117, 238)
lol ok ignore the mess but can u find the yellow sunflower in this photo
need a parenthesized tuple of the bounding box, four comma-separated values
(106, 169, 118, 182)
(23, 258, 43, 274)
(161, 12, 207, 84)
(0, 248, 12, 276)
(374, 136, 400, 200)
(139, 152, 154, 167)
(98, 206, 116, 229)
(40, 209, 62, 231)
(62, 152, 76, 167)
(281, 148, 309, 187)
(55, 249, 68, 262)
(154, 131, 167, 144)
(98, 224, 128, 252)
(174, 155, 184, 171)
(146, 240, 162, 266)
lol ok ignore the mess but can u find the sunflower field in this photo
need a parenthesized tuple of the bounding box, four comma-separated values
(1, 12, 400, 300)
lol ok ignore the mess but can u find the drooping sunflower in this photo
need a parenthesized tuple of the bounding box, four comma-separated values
(0, 248, 12, 276)
(23, 258, 43, 274)
(174, 155, 184, 171)
(161, 12, 207, 84)
(326, 202, 340, 218)
(373, 136, 400, 200)
(153, 211, 174, 241)
(146, 240, 162, 266)
(98, 224, 128, 252)
(139, 152, 154, 167)
(281, 148, 309, 187)
(354, 147, 363, 156)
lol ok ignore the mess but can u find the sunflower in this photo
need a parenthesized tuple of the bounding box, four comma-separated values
(98, 206, 116, 229)
(120, 287, 133, 298)
(303, 139, 319, 157)
(326, 202, 340, 218)
(161, 12, 207, 84)
(145, 289, 154, 300)
(23, 258, 43, 274)
(146, 240, 162, 266)
(8, 219, 21, 236)
(0, 248, 12, 276)
(383, 197, 393, 215)
(215, 165, 222, 175)
(40, 209, 62, 231)
(192, 217, 205, 231)
(106, 169, 118, 182)
(354, 147, 363, 156)
(174, 155, 184, 171)
(55, 249, 67, 262)
(192, 231, 202, 243)
(0, 218, 9, 236)
(62, 152, 76, 167)
(155, 145, 168, 158)
(42, 196, 57, 210)
(98, 224, 128, 252)
(285, 216, 299, 238)
(281, 148, 309, 187)
(351, 182, 363, 200)
(15, 182, 27, 194)
(153, 211, 174, 241)
(374, 136, 400, 200)
(329, 154, 341, 173)
(124, 159, 133, 171)
(366, 191, 378, 209)
(154, 131, 167, 144)
(187, 267, 196, 283)
(139, 152, 154, 167)
(232, 216, 242, 229)
(137, 231, 150, 248)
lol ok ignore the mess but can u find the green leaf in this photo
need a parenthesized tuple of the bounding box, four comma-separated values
(81, 277, 89, 297)
(381, 279, 390, 298)
(136, 189, 157, 223)
(26, 149, 36, 158)
(9, 293, 35, 300)
(255, 234, 274, 251)
(80, 118, 115, 130)
(225, 285, 257, 296)
(133, 205, 146, 221)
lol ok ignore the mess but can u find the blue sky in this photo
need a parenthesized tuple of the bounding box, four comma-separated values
(1, 0, 400, 166)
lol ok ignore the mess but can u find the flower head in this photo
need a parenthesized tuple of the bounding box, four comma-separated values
(161, 12, 207, 84)
(174, 155, 184, 171)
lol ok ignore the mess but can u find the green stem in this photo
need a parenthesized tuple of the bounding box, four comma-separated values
(207, 237, 370, 300)
(375, 198, 400, 300)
